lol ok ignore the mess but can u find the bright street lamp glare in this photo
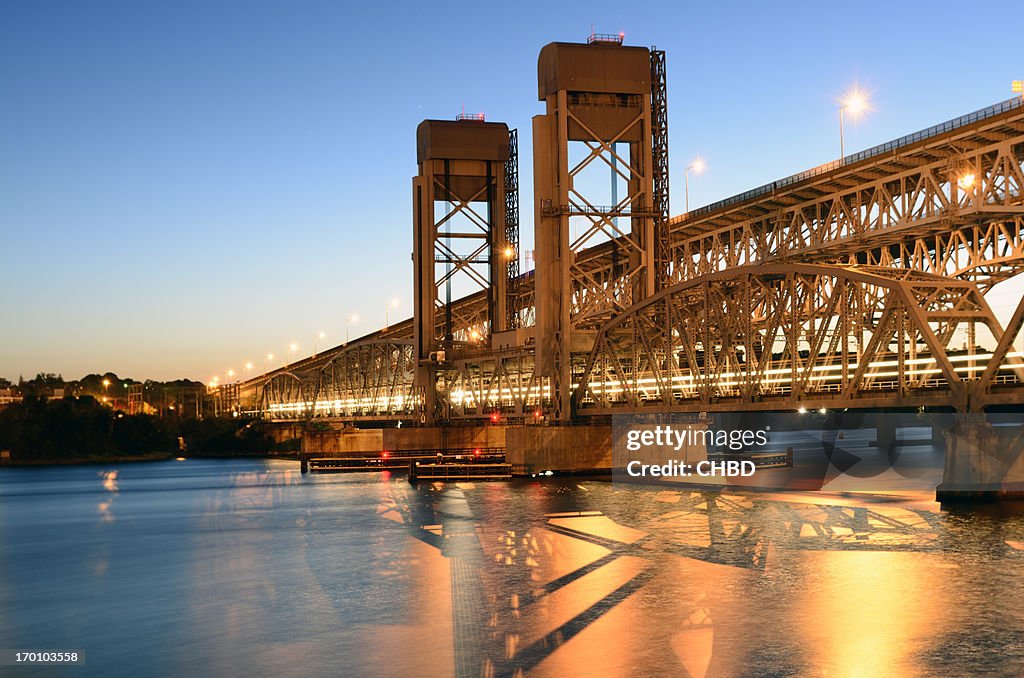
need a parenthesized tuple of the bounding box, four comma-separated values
(843, 91, 868, 116)
(266, 353, 274, 361)
(289, 342, 298, 352)
(245, 362, 253, 370)
(390, 298, 400, 308)
(318, 331, 326, 339)
(350, 314, 360, 324)
(227, 369, 235, 377)
(690, 158, 705, 173)
(838, 89, 870, 159)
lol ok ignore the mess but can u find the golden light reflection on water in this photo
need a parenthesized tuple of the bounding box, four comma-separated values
(100, 469, 118, 492)
(794, 550, 951, 678)
(528, 555, 650, 678)
(97, 470, 119, 523)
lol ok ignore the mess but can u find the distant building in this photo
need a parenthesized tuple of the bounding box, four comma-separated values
(0, 388, 22, 407)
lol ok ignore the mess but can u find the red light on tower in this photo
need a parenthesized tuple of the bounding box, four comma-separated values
(533, 409, 543, 419)
(473, 448, 481, 456)
(382, 451, 389, 459)
(490, 411, 500, 423)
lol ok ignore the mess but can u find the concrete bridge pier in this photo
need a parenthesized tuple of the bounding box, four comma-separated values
(873, 412, 897, 451)
(936, 414, 1024, 501)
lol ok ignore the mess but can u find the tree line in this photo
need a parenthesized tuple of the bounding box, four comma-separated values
(0, 396, 273, 462)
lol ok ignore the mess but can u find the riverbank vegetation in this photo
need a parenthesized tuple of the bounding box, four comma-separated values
(0, 396, 273, 463)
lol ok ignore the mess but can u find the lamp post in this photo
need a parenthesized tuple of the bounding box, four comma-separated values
(684, 158, 704, 213)
(347, 314, 359, 343)
(839, 90, 868, 160)
(313, 331, 326, 358)
(385, 299, 399, 330)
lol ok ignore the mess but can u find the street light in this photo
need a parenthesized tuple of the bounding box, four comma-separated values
(313, 331, 326, 357)
(288, 342, 298, 363)
(839, 89, 869, 160)
(347, 313, 360, 343)
(385, 299, 399, 330)
(684, 158, 705, 213)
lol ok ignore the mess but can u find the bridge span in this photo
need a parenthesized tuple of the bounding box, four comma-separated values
(211, 37, 1024, 497)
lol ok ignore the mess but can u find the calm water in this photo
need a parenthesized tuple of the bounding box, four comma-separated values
(2, 459, 1024, 677)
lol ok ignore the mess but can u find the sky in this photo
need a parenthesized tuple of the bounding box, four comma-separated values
(2, 0, 1023, 382)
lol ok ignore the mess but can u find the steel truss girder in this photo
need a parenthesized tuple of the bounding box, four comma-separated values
(435, 348, 547, 421)
(260, 340, 420, 420)
(669, 137, 1024, 286)
(575, 263, 1024, 414)
(249, 102, 1024, 422)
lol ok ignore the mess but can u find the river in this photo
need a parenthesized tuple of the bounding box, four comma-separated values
(2, 459, 1024, 676)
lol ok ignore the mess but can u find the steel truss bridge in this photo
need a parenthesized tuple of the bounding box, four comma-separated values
(233, 94, 1024, 424)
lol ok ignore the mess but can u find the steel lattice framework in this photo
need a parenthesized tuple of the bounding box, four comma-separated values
(668, 100, 1024, 287)
(650, 48, 671, 289)
(575, 263, 1024, 414)
(241, 94, 1024, 422)
(261, 339, 419, 420)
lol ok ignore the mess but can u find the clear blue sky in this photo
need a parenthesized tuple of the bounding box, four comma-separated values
(2, 0, 1023, 382)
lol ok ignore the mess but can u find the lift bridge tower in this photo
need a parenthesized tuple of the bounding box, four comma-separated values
(533, 36, 671, 420)
(412, 117, 520, 422)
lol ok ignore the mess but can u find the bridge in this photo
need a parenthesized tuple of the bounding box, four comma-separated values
(212, 37, 1024, 497)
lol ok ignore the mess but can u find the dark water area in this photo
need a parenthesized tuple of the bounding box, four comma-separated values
(2, 459, 1024, 677)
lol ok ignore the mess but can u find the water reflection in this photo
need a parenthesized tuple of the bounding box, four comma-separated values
(2, 461, 1024, 676)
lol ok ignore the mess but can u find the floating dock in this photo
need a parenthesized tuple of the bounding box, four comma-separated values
(303, 448, 506, 475)
(408, 460, 512, 482)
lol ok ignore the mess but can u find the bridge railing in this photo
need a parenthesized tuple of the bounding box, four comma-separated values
(677, 96, 1024, 222)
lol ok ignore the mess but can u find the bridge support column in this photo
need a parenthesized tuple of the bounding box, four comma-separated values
(936, 414, 1024, 501)
(873, 412, 897, 451)
(412, 119, 514, 424)
(532, 39, 661, 422)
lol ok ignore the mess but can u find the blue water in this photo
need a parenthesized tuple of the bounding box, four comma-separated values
(2, 459, 1024, 677)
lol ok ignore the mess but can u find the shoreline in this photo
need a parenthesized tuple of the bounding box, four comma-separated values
(0, 451, 300, 468)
